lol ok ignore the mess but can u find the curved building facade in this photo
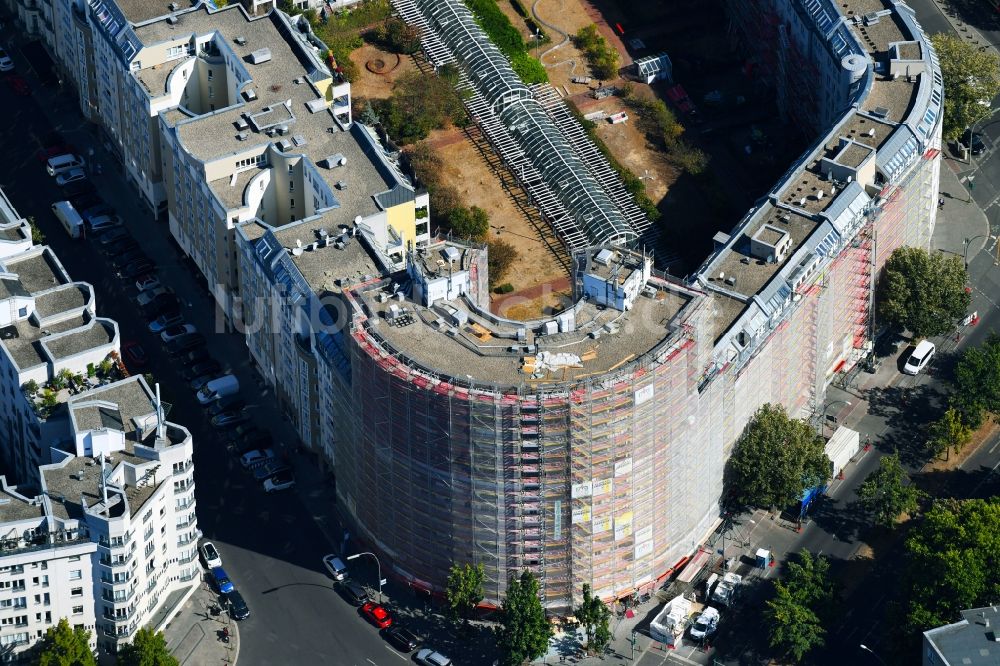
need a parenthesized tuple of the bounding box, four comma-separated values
(231, 0, 944, 610)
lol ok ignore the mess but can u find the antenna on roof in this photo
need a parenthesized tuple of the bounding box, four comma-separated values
(99, 452, 108, 505)
(155, 383, 165, 441)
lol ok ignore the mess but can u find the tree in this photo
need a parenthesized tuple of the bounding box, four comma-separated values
(36, 618, 96, 666)
(27, 215, 44, 245)
(877, 246, 970, 339)
(375, 17, 421, 55)
(858, 452, 920, 527)
(927, 407, 973, 460)
(446, 562, 485, 624)
(448, 205, 490, 241)
(574, 25, 620, 79)
(487, 238, 519, 287)
(902, 498, 1000, 634)
(951, 333, 1000, 429)
(765, 550, 836, 662)
(374, 71, 465, 144)
(574, 584, 611, 655)
(495, 570, 552, 666)
(930, 34, 1000, 141)
(725, 403, 831, 510)
(117, 627, 178, 666)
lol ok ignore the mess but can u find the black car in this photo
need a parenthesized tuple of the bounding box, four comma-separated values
(119, 260, 155, 279)
(234, 432, 272, 456)
(385, 626, 419, 652)
(224, 424, 260, 446)
(143, 294, 180, 318)
(222, 590, 250, 621)
(69, 192, 102, 212)
(182, 348, 211, 366)
(962, 129, 987, 156)
(62, 180, 95, 199)
(183, 360, 222, 382)
(166, 333, 206, 355)
(111, 250, 148, 270)
(207, 395, 244, 416)
(338, 580, 371, 606)
(104, 238, 138, 255)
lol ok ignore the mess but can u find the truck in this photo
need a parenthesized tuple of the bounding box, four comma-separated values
(711, 572, 742, 607)
(649, 595, 691, 649)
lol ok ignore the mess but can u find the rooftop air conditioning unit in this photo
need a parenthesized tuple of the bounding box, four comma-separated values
(166, 15, 178, 25)
(234, 118, 249, 131)
(169, 2, 179, 10)
(242, 88, 257, 101)
(336, 180, 347, 190)
(248, 48, 272, 65)
(236, 132, 248, 141)
(234, 36, 247, 46)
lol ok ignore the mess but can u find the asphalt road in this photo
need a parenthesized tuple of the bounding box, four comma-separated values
(0, 36, 417, 666)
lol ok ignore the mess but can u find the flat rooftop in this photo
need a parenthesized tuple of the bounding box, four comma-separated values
(136, 58, 184, 96)
(116, 0, 188, 25)
(70, 377, 188, 446)
(924, 606, 1000, 666)
(271, 219, 384, 293)
(3, 313, 93, 370)
(33, 284, 90, 320)
(41, 453, 158, 521)
(3, 248, 67, 294)
(356, 282, 692, 387)
(0, 488, 45, 524)
(43, 320, 116, 362)
(707, 204, 819, 299)
(135, 5, 403, 224)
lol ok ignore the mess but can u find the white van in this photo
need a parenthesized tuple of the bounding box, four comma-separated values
(51, 201, 84, 239)
(46, 154, 86, 176)
(903, 340, 935, 375)
(197, 375, 239, 405)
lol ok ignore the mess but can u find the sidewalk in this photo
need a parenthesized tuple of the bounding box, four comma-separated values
(162, 578, 240, 666)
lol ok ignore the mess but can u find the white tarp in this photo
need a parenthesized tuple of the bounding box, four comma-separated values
(826, 426, 860, 478)
(649, 595, 691, 647)
(533, 351, 582, 373)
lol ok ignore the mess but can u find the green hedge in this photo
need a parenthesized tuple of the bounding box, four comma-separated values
(464, 0, 548, 84)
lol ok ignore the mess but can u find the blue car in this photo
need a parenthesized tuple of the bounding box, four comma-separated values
(211, 567, 234, 594)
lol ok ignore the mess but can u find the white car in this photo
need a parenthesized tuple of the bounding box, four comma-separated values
(136, 275, 161, 292)
(903, 340, 936, 375)
(160, 323, 196, 343)
(415, 649, 452, 666)
(56, 168, 87, 186)
(689, 606, 719, 641)
(199, 541, 222, 569)
(322, 554, 348, 581)
(240, 448, 277, 469)
(263, 471, 295, 493)
(0, 47, 13, 72)
(137, 286, 174, 308)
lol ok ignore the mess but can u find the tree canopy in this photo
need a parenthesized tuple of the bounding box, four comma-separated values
(446, 562, 485, 624)
(373, 17, 421, 55)
(858, 452, 920, 527)
(902, 498, 1000, 634)
(495, 570, 552, 666)
(372, 71, 466, 145)
(927, 406, 973, 459)
(765, 550, 836, 663)
(36, 619, 95, 666)
(448, 206, 490, 241)
(877, 246, 969, 339)
(574, 584, 611, 655)
(725, 403, 830, 510)
(116, 628, 178, 666)
(487, 238, 519, 288)
(930, 34, 1000, 141)
(574, 25, 620, 80)
(951, 333, 1000, 429)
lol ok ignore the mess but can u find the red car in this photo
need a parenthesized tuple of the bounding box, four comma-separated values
(122, 341, 148, 368)
(360, 602, 392, 629)
(4, 75, 29, 96)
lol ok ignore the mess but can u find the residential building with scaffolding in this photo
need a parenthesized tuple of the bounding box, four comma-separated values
(0, 189, 201, 658)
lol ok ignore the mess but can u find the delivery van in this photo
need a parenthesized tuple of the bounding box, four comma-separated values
(46, 154, 86, 176)
(197, 375, 239, 405)
(51, 201, 84, 239)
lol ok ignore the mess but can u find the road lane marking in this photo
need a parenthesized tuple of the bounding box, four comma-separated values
(366, 659, 377, 666)
(990, 440, 1000, 455)
(384, 646, 406, 661)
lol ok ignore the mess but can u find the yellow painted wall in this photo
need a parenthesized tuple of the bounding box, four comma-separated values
(386, 200, 416, 252)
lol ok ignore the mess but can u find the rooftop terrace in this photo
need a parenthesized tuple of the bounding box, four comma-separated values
(3, 248, 67, 294)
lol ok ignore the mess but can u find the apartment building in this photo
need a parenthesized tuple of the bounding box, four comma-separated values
(0, 189, 200, 657)
(0, 477, 98, 662)
(42, 1, 425, 325)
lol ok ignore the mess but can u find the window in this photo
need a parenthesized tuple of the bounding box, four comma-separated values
(69, 570, 81, 581)
(17, 307, 26, 317)
(71, 587, 83, 597)
(72, 606, 84, 615)
(290, 198, 295, 208)
(68, 556, 80, 562)
(289, 180, 294, 192)
(207, 69, 213, 81)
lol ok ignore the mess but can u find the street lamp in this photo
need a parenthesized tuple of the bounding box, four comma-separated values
(346, 552, 384, 604)
(860, 644, 888, 666)
(822, 400, 852, 437)
(964, 234, 988, 269)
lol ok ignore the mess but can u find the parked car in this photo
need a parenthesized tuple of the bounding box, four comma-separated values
(0, 47, 11, 72)
(105, 238, 138, 255)
(338, 580, 371, 606)
(138, 287, 175, 309)
(135, 275, 161, 292)
(69, 191, 101, 212)
(211, 409, 250, 428)
(385, 626, 419, 652)
(322, 554, 349, 581)
(183, 348, 211, 366)
(80, 203, 115, 224)
(160, 323, 196, 343)
(689, 606, 720, 641)
(264, 471, 295, 493)
(903, 340, 936, 375)
(148, 312, 184, 334)
(197, 375, 238, 405)
(5, 74, 29, 96)
(184, 360, 223, 382)
(222, 590, 250, 621)
(143, 294, 180, 318)
(211, 567, 234, 594)
(97, 228, 130, 247)
(240, 448, 277, 469)
(415, 649, 452, 666)
(112, 249, 148, 270)
(361, 602, 393, 629)
(252, 460, 289, 481)
(61, 179, 94, 200)
(56, 168, 87, 187)
(38, 145, 79, 166)
(232, 431, 271, 455)
(962, 128, 987, 156)
(199, 542, 222, 569)
(119, 260, 155, 279)
(122, 341, 148, 368)
(87, 214, 122, 234)
(166, 333, 206, 355)
(205, 394, 242, 415)
(189, 373, 218, 392)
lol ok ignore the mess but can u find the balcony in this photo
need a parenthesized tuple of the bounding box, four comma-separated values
(101, 588, 135, 604)
(102, 606, 137, 623)
(99, 551, 133, 569)
(173, 482, 194, 495)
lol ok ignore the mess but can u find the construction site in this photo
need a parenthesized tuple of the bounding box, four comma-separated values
(322, 0, 944, 610)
